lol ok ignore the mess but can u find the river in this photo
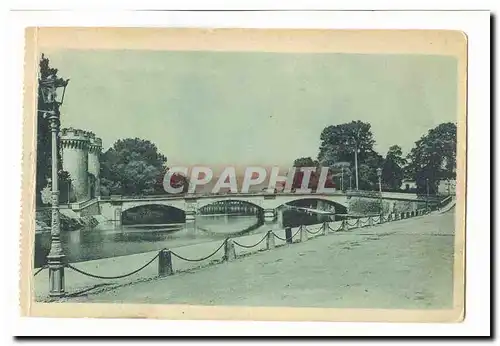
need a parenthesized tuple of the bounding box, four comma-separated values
(34, 211, 334, 268)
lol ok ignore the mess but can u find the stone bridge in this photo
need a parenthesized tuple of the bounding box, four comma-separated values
(99, 192, 350, 225)
(95, 191, 432, 226)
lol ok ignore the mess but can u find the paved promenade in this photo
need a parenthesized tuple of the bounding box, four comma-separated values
(67, 210, 455, 309)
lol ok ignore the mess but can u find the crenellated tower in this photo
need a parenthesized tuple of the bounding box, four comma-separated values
(87, 133, 102, 198)
(60, 128, 90, 202)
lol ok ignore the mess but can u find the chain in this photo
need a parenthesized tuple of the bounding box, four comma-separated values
(170, 239, 227, 262)
(233, 233, 268, 249)
(66, 253, 160, 280)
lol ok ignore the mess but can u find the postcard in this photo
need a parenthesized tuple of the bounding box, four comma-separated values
(20, 27, 466, 322)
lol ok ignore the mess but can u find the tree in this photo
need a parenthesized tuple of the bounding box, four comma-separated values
(317, 121, 382, 190)
(154, 168, 190, 194)
(382, 145, 406, 190)
(36, 54, 70, 206)
(318, 120, 376, 166)
(293, 157, 318, 167)
(291, 157, 336, 191)
(357, 150, 385, 190)
(405, 122, 457, 194)
(100, 138, 168, 196)
(331, 161, 352, 191)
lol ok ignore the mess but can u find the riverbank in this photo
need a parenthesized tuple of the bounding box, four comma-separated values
(64, 210, 455, 309)
(34, 222, 316, 300)
(35, 209, 455, 307)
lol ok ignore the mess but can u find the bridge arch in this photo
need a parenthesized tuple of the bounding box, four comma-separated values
(263, 195, 348, 214)
(121, 201, 186, 214)
(121, 203, 187, 225)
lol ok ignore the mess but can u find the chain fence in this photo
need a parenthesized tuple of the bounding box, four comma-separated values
(36, 208, 431, 282)
(328, 223, 344, 232)
(346, 220, 359, 227)
(169, 239, 227, 262)
(303, 225, 324, 235)
(272, 228, 301, 242)
(66, 252, 160, 280)
(34, 265, 48, 276)
(233, 232, 268, 249)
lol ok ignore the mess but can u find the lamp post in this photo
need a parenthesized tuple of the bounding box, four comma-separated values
(345, 133, 360, 191)
(425, 178, 430, 212)
(340, 166, 344, 191)
(39, 72, 69, 297)
(376, 167, 383, 215)
(354, 143, 359, 190)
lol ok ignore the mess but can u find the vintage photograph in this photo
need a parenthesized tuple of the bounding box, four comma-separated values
(21, 28, 466, 322)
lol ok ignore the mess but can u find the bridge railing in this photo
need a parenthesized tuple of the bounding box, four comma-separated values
(68, 197, 99, 211)
(98, 191, 349, 201)
(35, 206, 436, 298)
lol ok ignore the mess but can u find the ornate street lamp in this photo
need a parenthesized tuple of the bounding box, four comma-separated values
(376, 167, 383, 215)
(38, 72, 69, 297)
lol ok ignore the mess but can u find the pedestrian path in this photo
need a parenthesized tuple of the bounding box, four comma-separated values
(67, 212, 456, 309)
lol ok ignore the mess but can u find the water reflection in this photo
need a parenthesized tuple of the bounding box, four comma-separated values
(34, 210, 333, 268)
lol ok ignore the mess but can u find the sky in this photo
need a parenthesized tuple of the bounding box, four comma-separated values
(46, 49, 458, 167)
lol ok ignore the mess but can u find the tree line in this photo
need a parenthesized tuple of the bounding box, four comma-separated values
(292, 120, 456, 195)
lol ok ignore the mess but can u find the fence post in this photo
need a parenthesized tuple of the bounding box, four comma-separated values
(299, 225, 308, 242)
(158, 249, 173, 277)
(266, 230, 275, 250)
(322, 222, 328, 235)
(369, 216, 373, 227)
(224, 239, 236, 261)
(406, 211, 411, 218)
(285, 227, 293, 244)
(342, 219, 349, 231)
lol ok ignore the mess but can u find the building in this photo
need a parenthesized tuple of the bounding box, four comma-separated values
(437, 179, 456, 196)
(60, 128, 102, 203)
(400, 179, 417, 191)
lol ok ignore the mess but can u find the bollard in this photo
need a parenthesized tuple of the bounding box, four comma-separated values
(224, 239, 236, 261)
(342, 219, 349, 231)
(299, 225, 308, 242)
(368, 217, 373, 227)
(322, 222, 328, 236)
(266, 230, 275, 250)
(285, 227, 293, 244)
(406, 211, 410, 218)
(379, 214, 384, 224)
(401, 212, 405, 219)
(158, 249, 173, 277)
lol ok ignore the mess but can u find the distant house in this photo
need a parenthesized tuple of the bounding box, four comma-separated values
(437, 179, 456, 195)
(401, 179, 417, 191)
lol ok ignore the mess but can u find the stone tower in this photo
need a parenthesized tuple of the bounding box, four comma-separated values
(87, 133, 102, 198)
(60, 128, 91, 202)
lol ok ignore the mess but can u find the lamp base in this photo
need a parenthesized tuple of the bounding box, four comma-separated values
(47, 255, 66, 297)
